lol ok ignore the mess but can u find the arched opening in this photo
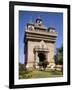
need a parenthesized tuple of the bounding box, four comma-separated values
(38, 52, 46, 62)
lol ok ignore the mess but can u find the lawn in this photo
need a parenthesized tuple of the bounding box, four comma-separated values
(19, 70, 63, 79)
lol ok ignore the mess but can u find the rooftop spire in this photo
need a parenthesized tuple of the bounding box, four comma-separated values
(36, 16, 41, 19)
(36, 16, 42, 21)
(27, 17, 34, 25)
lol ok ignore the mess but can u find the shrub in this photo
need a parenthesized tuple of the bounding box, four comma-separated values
(42, 60, 49, 70)
(38, 60, 48, 70)
(19, 63, 26, 72)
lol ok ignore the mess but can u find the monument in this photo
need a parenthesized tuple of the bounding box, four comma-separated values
(24, 17, 57, 69)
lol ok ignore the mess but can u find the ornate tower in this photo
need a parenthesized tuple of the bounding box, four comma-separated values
(24, 17, 57, 69)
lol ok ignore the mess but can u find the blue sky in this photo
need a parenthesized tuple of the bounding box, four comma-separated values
(19, 11, 63, 64)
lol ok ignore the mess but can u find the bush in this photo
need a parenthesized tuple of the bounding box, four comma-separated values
(22, 74, 32, 79)
(38, 60, 48, 70)
(42, 60, 48, 70)
(19, 70, 33, 79)
(19, 63, 26, 71)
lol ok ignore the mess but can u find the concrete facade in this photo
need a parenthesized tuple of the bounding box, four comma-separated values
(24, 17, 57, 69)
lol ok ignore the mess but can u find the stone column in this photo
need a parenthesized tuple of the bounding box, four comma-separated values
(33, 51, 36, 68)
(46, 52, 49, 69)
(35, 51, 39, 69)
(46, 52, 48, 61)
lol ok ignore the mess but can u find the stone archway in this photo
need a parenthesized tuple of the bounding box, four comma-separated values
(38, 52, 46, 62)
(34, 47, 49, 69)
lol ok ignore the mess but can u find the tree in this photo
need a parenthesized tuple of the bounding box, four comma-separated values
(19, 63, 26, 71)
(38, 60, 48, 70)
(55, 45, 63, 65)
(42, 60, 49, 70)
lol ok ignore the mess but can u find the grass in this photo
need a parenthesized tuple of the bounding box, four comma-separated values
(19, 69, 63, 79)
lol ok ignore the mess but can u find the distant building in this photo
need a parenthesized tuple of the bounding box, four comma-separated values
(24, 17, 57, 69)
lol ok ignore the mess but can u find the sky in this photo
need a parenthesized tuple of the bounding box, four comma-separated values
(19, 10, 63, 64)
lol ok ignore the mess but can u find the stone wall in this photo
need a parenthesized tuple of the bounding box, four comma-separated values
(26, 40, 55, 69)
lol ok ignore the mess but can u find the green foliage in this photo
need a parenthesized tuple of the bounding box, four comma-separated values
(19, 63, 26, 71)
(55, 45, 63, 65)
(19, 70, 63, 79)
(38, 60, 48, 70)
(19, 69, 33, 79)
(42, 60, 49, 70)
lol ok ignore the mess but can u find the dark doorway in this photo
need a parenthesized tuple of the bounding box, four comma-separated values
(38, 52, 46, 62)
